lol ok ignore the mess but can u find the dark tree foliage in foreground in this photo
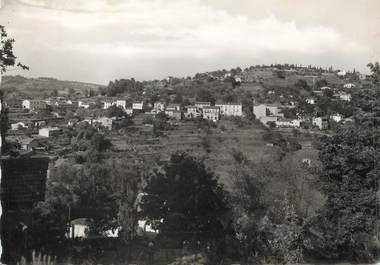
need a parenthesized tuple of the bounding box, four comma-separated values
(141, 152, 231, 247)
(305, 64, 380, 261)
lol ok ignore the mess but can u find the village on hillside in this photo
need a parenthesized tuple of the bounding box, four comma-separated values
(3, 65, 361, 158)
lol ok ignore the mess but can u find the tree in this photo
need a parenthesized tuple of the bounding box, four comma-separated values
(141, 152, 231, 248)
(1, 25, 28, 152)
(305, 63, 380, 261)
(196, 89, 216, 105)
(106, 105, 126, 118)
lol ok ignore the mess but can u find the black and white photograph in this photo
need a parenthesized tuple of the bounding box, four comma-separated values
(0, 0, 379, 264)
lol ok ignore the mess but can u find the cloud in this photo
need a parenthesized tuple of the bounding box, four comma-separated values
(0, 0, 371, 83)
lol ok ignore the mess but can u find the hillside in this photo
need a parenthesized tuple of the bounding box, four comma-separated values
(1, 75, 103, 99)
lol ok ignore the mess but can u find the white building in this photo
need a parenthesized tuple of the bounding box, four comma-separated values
(153, 102, 166, 113)
(103, 100, 116, 109)
(78, 100, 91, 109)
(343, 83, 355, 89)
(11, 122, 27, 130)
(275, 119, 301, 128)
(331, 113, 343, 122)
(22, 99, 46, 110)
(116, 100, 127, 110)
(125, 108, 133, 115)
(39, 127, 61, 137)
(312, 117, 328, 130)
(195, 102, 211, 109)
(215, 103, 243, 117)
(166, 104, 181, 111)
(202, 106, 220, 121)
(339, 93, 351, 102)
(132, 101, 144, 110)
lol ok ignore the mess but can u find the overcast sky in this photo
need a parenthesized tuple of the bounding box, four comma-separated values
(0, 0, 379, 84)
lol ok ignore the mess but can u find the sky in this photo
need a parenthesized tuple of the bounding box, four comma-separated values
(0, 0, 379, 84)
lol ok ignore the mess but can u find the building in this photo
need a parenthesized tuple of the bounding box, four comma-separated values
(94, 117, 114, 130)
(312, 117, 328, 130)
(10, 122, 27, 130)
(215, 103, 243, 117)
(78, 100, 93, 109)
(116, 99, 127, 110)
(125, 108, 133, 115)
(67, 218, 90, 239)
(202, 106, 220, 121)
(275, 118, 301, 128)
(38, 127, 61, 137)
(153, 102, 166, 113)
(343, 83, 355, 89)
(166, 104, 181, 111)
(103, 100, 116, 109)
(338, 92, 351, 102)
(22, 99, 46, 110)
(253, 104, 279, 120)
(185, 105, 201, 119)
(195, 102, 211, 109)
(132, 101, 144, 110)
(331, 113, 343, 122)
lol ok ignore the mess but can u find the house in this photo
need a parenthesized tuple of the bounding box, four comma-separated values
(166, 103, 181, 111)
(185, 105, 201, 119)
(103, 100, 116, 109)
(253, 104, 279, 120)
(67, 218, 90, 239)
(38, 127, 61, 137)
(34, 120, 46, 128)
(66, 218, 119, 239)
(215, 103, 243, 117)
(116, 99, 127, 110)
(343, 83, 355, 89)
(153, 102, 166, 113)
(78, 100, 93, 109)
(125, 108, 133, 115)
(10, 122, 27, 130)
(195, 102, 211, 109)
(165, 110, 182, 120)
(331, 113, 343, 122)
(312, 117, 328, 130)
(275, 118, 301, 128)
(202, 106, 220, 121)
(22, 99, 46, 110)
(320, 86, 331, 91)
(94, 117, 114, 130)
(338, 92, 351, 102)
(132, 101, 144, 110)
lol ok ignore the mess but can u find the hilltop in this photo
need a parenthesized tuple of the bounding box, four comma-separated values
(1, 75, 103, 99)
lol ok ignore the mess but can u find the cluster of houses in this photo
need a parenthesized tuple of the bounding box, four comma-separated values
(253, 103, 347, 130)
(150, 101, 243, 122)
